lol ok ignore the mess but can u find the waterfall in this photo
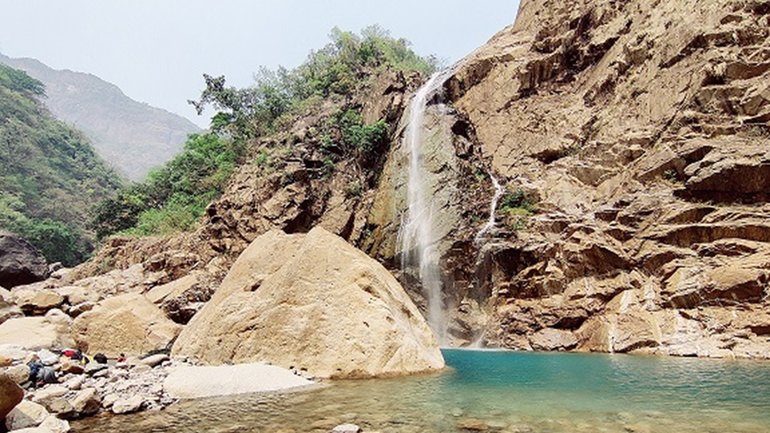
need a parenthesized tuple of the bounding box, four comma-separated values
(474, 175, 505, 243)
(398, 71, 452, 344)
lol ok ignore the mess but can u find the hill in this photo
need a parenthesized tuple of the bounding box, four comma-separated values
(0, 63, 122, 265)
(0, 53, 201, 180)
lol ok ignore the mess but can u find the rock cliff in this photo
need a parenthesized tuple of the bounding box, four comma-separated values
(444, 0, 770, 357)
(16, 0, 770, 361)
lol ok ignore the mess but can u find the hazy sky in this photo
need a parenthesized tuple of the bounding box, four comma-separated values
(0, 1, 520, 128)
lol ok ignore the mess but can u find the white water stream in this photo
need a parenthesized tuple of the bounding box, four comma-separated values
(475, 174, 505, 243)
(398, 71, 452, 344)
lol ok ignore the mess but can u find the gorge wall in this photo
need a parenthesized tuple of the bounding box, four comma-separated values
(29, 0, 770, 360)
(444, 0, 770, 357)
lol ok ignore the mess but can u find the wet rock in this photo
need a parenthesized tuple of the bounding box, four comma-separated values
(331, 424, 362, 433)
(111, 395, 144, 414)
(456, 418, 490, 431)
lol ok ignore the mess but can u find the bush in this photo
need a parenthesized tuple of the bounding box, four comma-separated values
(499, 190, 536, 231)
(91, 133, 241, 239)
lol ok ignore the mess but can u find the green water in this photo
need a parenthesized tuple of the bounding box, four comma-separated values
(74, 349, 770, 433)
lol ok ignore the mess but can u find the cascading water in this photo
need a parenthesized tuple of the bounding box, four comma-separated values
(398, 71, 452, 345)
(474, 175, 505, 243)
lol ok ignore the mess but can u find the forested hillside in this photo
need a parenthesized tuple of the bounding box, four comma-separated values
(0, 53, 201, 181)
(0, 64, 121, 265)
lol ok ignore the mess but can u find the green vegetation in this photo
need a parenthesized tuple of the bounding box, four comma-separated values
(91, 133, 242, 238)
(92, 27, 437, 239)
(0, 64, 121, 265)
(499, 190, 536, 230)
(94, 26, 435, 240)
(191, 26, 437, 140)
(320, 108, 389, 168)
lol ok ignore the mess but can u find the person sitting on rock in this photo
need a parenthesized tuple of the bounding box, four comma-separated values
(26, 355, 43, 386)
(117, 353, 127, 363)
(37, 366, 59, 386)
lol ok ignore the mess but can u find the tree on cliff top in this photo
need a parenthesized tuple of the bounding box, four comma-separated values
(92, 26, 436, 240)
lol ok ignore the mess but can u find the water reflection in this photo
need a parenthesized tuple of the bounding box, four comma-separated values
(74, 350, 770, 433)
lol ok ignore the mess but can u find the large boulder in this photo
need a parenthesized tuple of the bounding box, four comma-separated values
(0, 232, 48, 288)
(0, 287, 23, 325)
(172, 227, 445, 378)
(1, 372, 24, 421)
(71, 293, 182, 356)
(0, 315, 73, 350)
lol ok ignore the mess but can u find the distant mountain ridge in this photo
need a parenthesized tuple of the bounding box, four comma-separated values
(0, 53, 201, 180)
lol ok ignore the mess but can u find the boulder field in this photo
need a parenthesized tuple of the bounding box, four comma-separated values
(172, 227, 445, 378)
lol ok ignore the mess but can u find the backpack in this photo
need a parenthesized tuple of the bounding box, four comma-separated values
(94, 353, 108, 364)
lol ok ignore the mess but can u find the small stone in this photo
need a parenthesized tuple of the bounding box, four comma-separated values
(39, 414, 71, 433)
(140, 354, 169, 368)
(45, 398, 75, 419)
(84, 363, 107, 375)
(64, 375, 85, 390)
(71, 388, 101, 416)
(5, 400, 49, 430)
(131, 364, 151, 374)
(101, 394, 119, 409)
(456, 418, 490, 432)
(111, 395, 144, 414)
(59, 359, 85, 375)
(36, 349, 59, 366)
(0, 354, 12, 367)
(5, 363, 31, 384)
(331, 424, 362, 433)
(92, 369, 109, 379)
(31, 385, 69, 406)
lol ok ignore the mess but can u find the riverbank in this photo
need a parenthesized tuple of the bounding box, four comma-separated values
(1, 345, 318, 433)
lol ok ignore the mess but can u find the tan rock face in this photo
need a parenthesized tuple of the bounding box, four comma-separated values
(173, 227, 444, 378)
(443, 0, 770, 359)
(0, 372, 24, 421)
(72, 293, 181, 356)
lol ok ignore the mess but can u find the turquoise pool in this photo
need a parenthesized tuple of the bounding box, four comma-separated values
(74, 349, 770, 432)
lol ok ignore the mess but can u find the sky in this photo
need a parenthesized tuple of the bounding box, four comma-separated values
(0, 1, 520, 128)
